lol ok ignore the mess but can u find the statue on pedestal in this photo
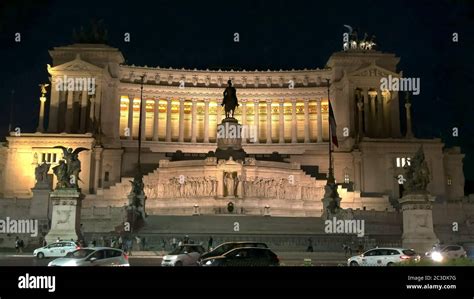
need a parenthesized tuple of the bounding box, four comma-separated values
(221, 80, 239, 118)
(35, 162, 51, 186)
(52, 146, 89, 189)
(404, 146, 430, 194)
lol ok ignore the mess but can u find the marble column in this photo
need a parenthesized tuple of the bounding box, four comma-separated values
(357, 100, 364, 138)
(241, 100, 247, 144)
(377, 90, 384, 137)
(152, 98, 160, 141)
(127, 95, 134, 140)
(317, 98, 323, 142)
(353, 151, 362, 192)
(89, 97, 96, 133)
(165, 98, 172, 142)
(253, 99, 260, 144)
(363, 88, 370, 137)
(65, 91, 74, 133)
(191, 99, 197, 143)
(278, 99, 285, 143)
(382, 91, 392, 137)
(204, 99, 210, 143)
(369, 90, 377, 137)
(93, 147, 103, 192)
(48, 84, 59, 133)
(79, 90, 88, 133)
(304, 99, 310, 143)
(266, 99, 272, 144)
(178, 98, 185, 142)
(291, 99, 297, 143)
(405, 102, 414, 138)
(140, 97, 147, 141)
(216, 101, 222, 124)
(36, 96, 47, 133)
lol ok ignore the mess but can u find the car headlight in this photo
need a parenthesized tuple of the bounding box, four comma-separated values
(205, 260, 213, 265)
(48, 261, 53, 266)
(431, 251, 444, 262)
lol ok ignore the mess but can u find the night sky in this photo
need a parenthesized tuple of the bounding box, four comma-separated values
(0, 0, 473, 191)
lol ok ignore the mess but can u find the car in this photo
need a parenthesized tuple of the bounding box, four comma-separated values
(48, 247, 129, 266)
(201, 247, 279, 266)
(425, 245, 467, 262)
(199, 241, 268, 263)
(347, 248, 420, 266)
(161, 244, 205, 266)
(33, 241, 80, 259)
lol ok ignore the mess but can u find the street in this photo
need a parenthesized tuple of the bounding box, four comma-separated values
(0, 252, 345, 266)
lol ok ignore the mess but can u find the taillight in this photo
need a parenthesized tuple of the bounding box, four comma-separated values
(123, 254, 129, 260)
(76, 246, 80, 250)
(400, 255, 410, 260)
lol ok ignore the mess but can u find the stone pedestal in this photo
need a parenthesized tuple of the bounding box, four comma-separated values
(215, 118, 246, 161)
(30, 182, 53, 221)
(399, 192, 439, 253)
(45, 189, 83, 244)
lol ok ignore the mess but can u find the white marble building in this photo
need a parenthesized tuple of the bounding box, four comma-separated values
(0, 43, 465, 216)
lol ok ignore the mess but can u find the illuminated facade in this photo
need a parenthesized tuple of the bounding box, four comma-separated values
(0, 43, 465, 215)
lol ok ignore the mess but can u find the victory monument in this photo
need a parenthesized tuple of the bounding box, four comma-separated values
(45, 146, 89, 244)
(399, 146, 439, 253)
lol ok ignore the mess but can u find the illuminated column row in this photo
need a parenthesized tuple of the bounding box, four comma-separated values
(122, 97, 327, 143)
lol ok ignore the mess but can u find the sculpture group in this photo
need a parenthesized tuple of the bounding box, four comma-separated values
(403, 146, 430, 194)
(52, 146, 89, 189)
(343, 27, 377, 51)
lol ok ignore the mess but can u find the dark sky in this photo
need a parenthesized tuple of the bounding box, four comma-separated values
(0, 0, 473, 186)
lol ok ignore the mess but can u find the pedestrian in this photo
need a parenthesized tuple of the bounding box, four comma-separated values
(208, 236, 213, 251)
(171, 237, 177, 249)
(306, 238, 314, 252)
(348, 244, 353, 256)
(183, 235, 189, 244)
(100, 236, 105, 247)
(135, 235, 141, 251)
(15, 236, 20, 254)
(42, 238, 47, 247)
(161, 239, 166, 252)
(91, 239, 97, 247)
(111, 238, 116, 248)
(126, 238, 133, 255)
(118, 236, 123, 249)
(141, 236, 146, 250)
(19, 238, 24, 253)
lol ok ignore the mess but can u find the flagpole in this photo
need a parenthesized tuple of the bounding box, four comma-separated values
(326, 79, 334, 184)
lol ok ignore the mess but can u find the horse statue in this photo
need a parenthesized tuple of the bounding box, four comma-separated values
(221, 80, 239, 119)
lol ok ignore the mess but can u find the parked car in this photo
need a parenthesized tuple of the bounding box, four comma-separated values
(33, 241, 80, 259)
(199, 241, 268, 263)
(425, 245, 467, 262)
(201, 247, 279, 266)
(48, 248, 129, 266)
(347, 248, 420, 266)
(161, 244, 205, 266)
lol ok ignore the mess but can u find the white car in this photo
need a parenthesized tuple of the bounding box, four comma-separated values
(33, 241, 80, 259)
(48, 248, 129, 267)
(426, 245, 467, 262)
(348, 247, 420, 266)
(161, 244, 205, 266)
